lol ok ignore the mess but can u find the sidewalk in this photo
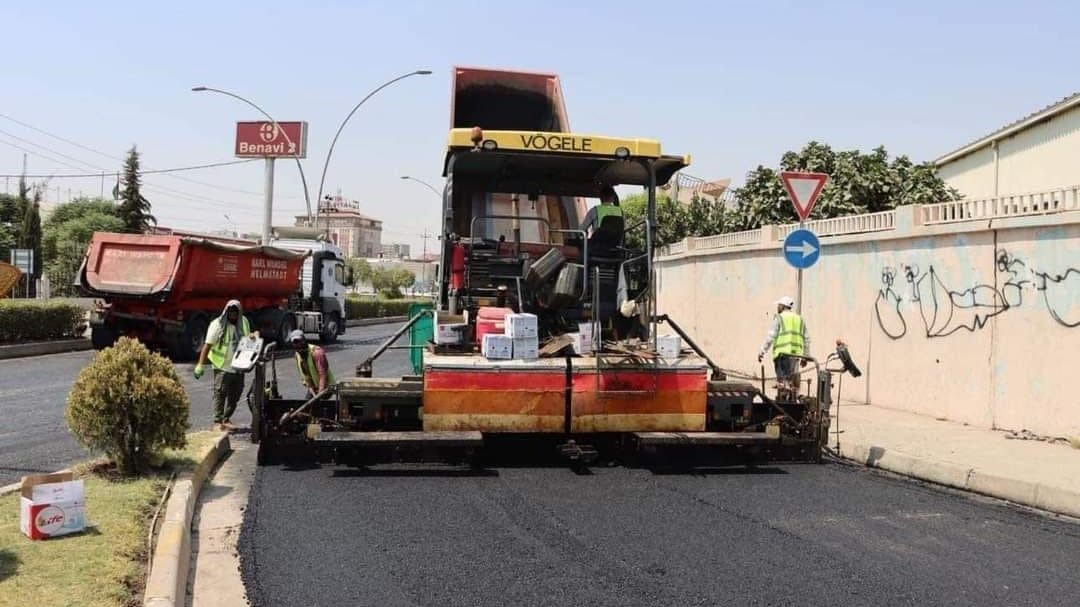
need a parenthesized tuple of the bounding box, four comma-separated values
(832, 403, 1080, 519)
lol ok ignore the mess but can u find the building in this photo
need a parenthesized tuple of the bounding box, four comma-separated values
(296, 195, 382, 258)
(935, 92, 1080, 199)
(380, 243, 411, 259)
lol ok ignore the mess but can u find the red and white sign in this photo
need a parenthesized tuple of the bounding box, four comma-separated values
(780, 171, 829, 221)
(235, 121, 308, 158)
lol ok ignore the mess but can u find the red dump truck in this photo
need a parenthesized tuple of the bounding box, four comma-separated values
(79, 232, 309, 360)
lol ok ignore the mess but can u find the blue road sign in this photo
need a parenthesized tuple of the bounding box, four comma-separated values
(783, 229, 820, 269)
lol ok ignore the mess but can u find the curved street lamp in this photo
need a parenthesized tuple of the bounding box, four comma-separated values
(315, 70, 432, 218)
(399, 175, 441, 197)
(191, 86, 313, 225)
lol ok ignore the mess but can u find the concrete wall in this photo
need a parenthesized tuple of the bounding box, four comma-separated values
(656, 207, 1080, 437)
(938, 102, 1080, 198)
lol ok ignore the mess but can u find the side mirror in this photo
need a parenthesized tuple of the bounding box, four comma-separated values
(344, 266, 355, 286)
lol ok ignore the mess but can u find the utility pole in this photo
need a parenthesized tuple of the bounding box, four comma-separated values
(420, 228, 431, 289)
(100, 172, 105, 198)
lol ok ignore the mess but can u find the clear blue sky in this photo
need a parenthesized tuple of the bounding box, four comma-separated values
(2, 0, 1076, 252)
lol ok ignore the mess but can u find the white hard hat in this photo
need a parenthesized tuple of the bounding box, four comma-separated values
(776, 296, 795, 309)
(288, 329, 306, 343)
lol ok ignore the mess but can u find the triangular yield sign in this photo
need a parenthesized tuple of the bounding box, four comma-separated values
(780, 171, 829, 221)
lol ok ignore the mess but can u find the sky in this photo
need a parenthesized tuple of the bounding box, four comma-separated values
(2, 0, 1077, 253)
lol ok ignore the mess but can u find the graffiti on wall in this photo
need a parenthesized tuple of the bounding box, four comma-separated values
(875, 250, 1079, 339)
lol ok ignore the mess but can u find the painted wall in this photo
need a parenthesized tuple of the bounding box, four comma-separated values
(937, 103, 1080, 198)
(656, 208, 1080, 437)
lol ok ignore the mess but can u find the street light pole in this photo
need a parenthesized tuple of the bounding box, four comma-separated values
(399, 175, 442, 198)
(315, 70, 432, 220)
(191, 86, 313, 238)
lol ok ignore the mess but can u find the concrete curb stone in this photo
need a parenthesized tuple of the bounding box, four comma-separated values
(0, 338, 92, 360)
(839, 438, 1080, 519)
(143, 433, 231, 607)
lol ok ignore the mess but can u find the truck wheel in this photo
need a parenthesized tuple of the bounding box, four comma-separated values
(277, 313, 296, 345)
(320, 312, 340, 344)
(90, 326, 117, 350)
(175, 314, 209, 361)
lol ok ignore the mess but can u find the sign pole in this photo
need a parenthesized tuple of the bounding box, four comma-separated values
(263, 157, 275, 245)
(796, 220, 804, 314)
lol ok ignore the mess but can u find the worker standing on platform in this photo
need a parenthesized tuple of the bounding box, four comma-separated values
(757, 296, 810, 396)
(289, 329, 335, 398)
(194, 299, 256, 431)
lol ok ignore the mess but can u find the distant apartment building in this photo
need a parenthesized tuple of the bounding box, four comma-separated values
(380, 243, 411, 259)
(295, 195, 382, 258)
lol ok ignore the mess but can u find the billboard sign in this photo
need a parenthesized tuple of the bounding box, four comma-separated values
(235, 121, 308, 158)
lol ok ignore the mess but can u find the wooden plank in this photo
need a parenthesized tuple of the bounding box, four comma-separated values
(633, 431, 779, 446)
(311, 430, 483, 447)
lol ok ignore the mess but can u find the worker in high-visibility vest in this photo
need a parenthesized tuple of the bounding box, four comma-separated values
(288, 330, 335, 397)
(758, 296, 810, 394)
(194, 300, 257, 431)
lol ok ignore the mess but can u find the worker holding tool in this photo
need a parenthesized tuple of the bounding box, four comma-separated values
(194, 299, 257, 431)
(757, 296, 810, 396)
(289, 329, 335, 397)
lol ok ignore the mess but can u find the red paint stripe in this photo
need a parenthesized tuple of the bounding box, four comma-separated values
(571, 372, 704, 392)
(426, 369, 566, 390)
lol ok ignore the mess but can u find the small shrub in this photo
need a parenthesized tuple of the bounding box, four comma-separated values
(345, 296, 422, 320)
(66, 337, 189, 475)
(0, 299, 83, 342)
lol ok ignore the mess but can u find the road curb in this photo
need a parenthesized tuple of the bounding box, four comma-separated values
(143, 433, 231, 607)
(346, 315, 407, 327)
(0, 338, 92, 360)
(838, 440, 1080, 518)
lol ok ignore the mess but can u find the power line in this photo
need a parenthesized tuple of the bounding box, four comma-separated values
(0, 111, 303, 199)
(0, 158, 258, 179)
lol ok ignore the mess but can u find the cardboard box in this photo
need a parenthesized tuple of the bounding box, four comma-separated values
(656, 334, 682, 359)
(20, 472, 86, 540)
(436, 323, 467, 345)
(513, 336, 539, 360)
(505, 313, 538, 338)
(569, 332, 593, 355)
(482, 334, 513, 359)
(578, 322, 596, 341)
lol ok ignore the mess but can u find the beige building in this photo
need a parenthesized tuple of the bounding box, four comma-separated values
(296, 195, 382, 258)
(936, 92, 1080, 199)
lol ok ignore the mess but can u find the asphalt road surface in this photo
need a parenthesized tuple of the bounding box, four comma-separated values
(241, 366, 1080, 607)
(0, 325, 400, 486)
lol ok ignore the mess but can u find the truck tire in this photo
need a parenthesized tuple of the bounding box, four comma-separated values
(320, 312, 341, 344)
(174, 314, 209, 362)
(277, 313, 296, 345)
(90, 326, 117, 350)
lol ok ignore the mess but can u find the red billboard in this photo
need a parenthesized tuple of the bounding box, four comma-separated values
(235, 121, 308, 158)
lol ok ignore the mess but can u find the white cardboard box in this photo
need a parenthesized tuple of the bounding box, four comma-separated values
(513, 336, 539, 360)
(436, 323, 467, 345)
(482, 334, 513, 359)
(656, 334, 682, 359)
(578, 322, 596, 341)
(570, 332, 593, 355)
(505, 313, 538, 338)
(19, 472, 86, 540)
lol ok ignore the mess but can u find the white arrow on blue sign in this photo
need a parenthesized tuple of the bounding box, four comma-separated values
(783, 229, 820, 269)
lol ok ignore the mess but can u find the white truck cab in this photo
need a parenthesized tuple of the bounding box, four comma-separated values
(269, 228, 353, 343)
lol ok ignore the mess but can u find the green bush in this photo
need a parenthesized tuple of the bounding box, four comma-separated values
(345, 296, 425, 320)
(0, 300, 84, 343)
(66, 337, 189, 475)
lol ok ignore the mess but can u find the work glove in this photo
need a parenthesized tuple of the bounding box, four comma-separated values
(193, 364, 205, 380)
(800, 359, 808, 368)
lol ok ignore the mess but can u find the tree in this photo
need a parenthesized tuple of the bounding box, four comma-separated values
(117, 146, 155, 233)
(620, 192, 730, 248)
(730, 141, 961, 229)
(15, 183, 42, 296)
(43, 198, 124, 296)
(369, 265, 415, 299)
(346, 257, 373, 289)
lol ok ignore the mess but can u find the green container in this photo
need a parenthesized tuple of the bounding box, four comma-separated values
(408, 301, 434, 376)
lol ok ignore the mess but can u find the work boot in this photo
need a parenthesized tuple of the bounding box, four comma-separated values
(221, 419, 236, 432)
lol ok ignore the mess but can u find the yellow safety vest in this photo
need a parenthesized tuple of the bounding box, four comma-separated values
(207, 316, 250, 370)
(296, 344, 335, 389)
(772, 311, 805, 359)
